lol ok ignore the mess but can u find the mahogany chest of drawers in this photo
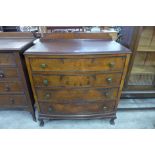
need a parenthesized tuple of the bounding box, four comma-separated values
(24, 39, 131, 126)
(0, 33, 36, 121)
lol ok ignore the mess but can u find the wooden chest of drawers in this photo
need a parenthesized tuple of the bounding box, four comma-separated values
(24, 39, 131, 126)
(0, 33, 36, 121)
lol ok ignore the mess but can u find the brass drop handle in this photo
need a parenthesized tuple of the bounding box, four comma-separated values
(45, 93, 51, 99)
(0, 73, 4, 78)
(5, 85, 10, 91)
(10, 98, 15, 104)
(48, 107, 52, 112)
(43, 79, 48, 86)
(106, 77, 112, 83)
(40, 63, 47, 69)
(108, 62, 115, 68)
(103, 106, 107, 111)
(104, 92, 110, 97)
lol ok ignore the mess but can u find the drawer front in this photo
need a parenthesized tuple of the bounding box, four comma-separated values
(33, 73, 122, 88)
(0, 95, 27, 106)
(0, 82, 23, 93)
(30, 57, 125, 72)
(39, 100, 116, 115)
(0, 68, 19, 80)
(0, 53, 16, 66)
(36, 88, 118, 102)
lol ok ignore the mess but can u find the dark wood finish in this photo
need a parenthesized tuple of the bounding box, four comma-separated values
(25, 39, 130, 54)
(0, 32, 36, 121)
(122, 26, 155, 99)
(24, 39, 131, 126)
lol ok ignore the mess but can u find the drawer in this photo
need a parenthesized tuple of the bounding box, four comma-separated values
(0, 82, 23, 93)
(36, 88, 118, 102)
(0, 53, 16, 66)
(0, 95, 27, 107)
(30, 57, 125, 72)
(0, 68, 19, 80)
(39, 100, 116, 115)
(33, 73, 122, 88)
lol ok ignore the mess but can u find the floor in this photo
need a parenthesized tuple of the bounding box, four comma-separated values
(0, 99, 155, 129)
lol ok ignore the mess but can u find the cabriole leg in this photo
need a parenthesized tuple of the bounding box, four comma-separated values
(110, 117, 116, 125)
(39, 119, 44, 127)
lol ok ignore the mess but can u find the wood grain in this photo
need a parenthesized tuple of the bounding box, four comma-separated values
(24, 39, 131, 125)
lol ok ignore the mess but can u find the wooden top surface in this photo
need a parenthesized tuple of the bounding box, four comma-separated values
(0, 38, 35, 51)
(25, 39, 131, 55)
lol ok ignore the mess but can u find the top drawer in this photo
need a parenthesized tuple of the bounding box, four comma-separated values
(0, 53, 16, 66)
(30, 56, 126, 72)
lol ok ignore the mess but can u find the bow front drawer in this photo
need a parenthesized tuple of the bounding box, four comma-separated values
(39, 100, 116, 115)
(30, 56, 125, 72)
(33, 73, 122, 88)
(36, 88, 118, 102)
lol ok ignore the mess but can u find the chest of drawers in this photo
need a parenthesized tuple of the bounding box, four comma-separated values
(0, 33, 36, 121)
(24, 39, 131, 126)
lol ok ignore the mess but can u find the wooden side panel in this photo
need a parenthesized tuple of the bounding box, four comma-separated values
(42, 32, 113, 40)
(117, 54, 130, 102)
(25, 56, 40, 111)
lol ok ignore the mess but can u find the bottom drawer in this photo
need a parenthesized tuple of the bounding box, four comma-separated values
(0, 95, 27, 107)
(39, 100, 116, 115)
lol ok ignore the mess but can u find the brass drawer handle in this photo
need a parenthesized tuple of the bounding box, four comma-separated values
(10, 98, 14, 104)
(45, 93, 51, 99)
(40, 63, 47, 69)
(104, 92, 110, 97)
(43, 79, 48, 86)
(106, 77, 112, 83)
(0, 73, 4, 78)
(5, 85, 10, 92)
(103, 106, 108, 111)
(108, 62, 115, 68)
(48, 107, 52, 112)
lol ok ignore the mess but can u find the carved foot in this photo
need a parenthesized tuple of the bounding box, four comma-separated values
(39, 119, 44, 127)
(110, 117, 116, 125)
